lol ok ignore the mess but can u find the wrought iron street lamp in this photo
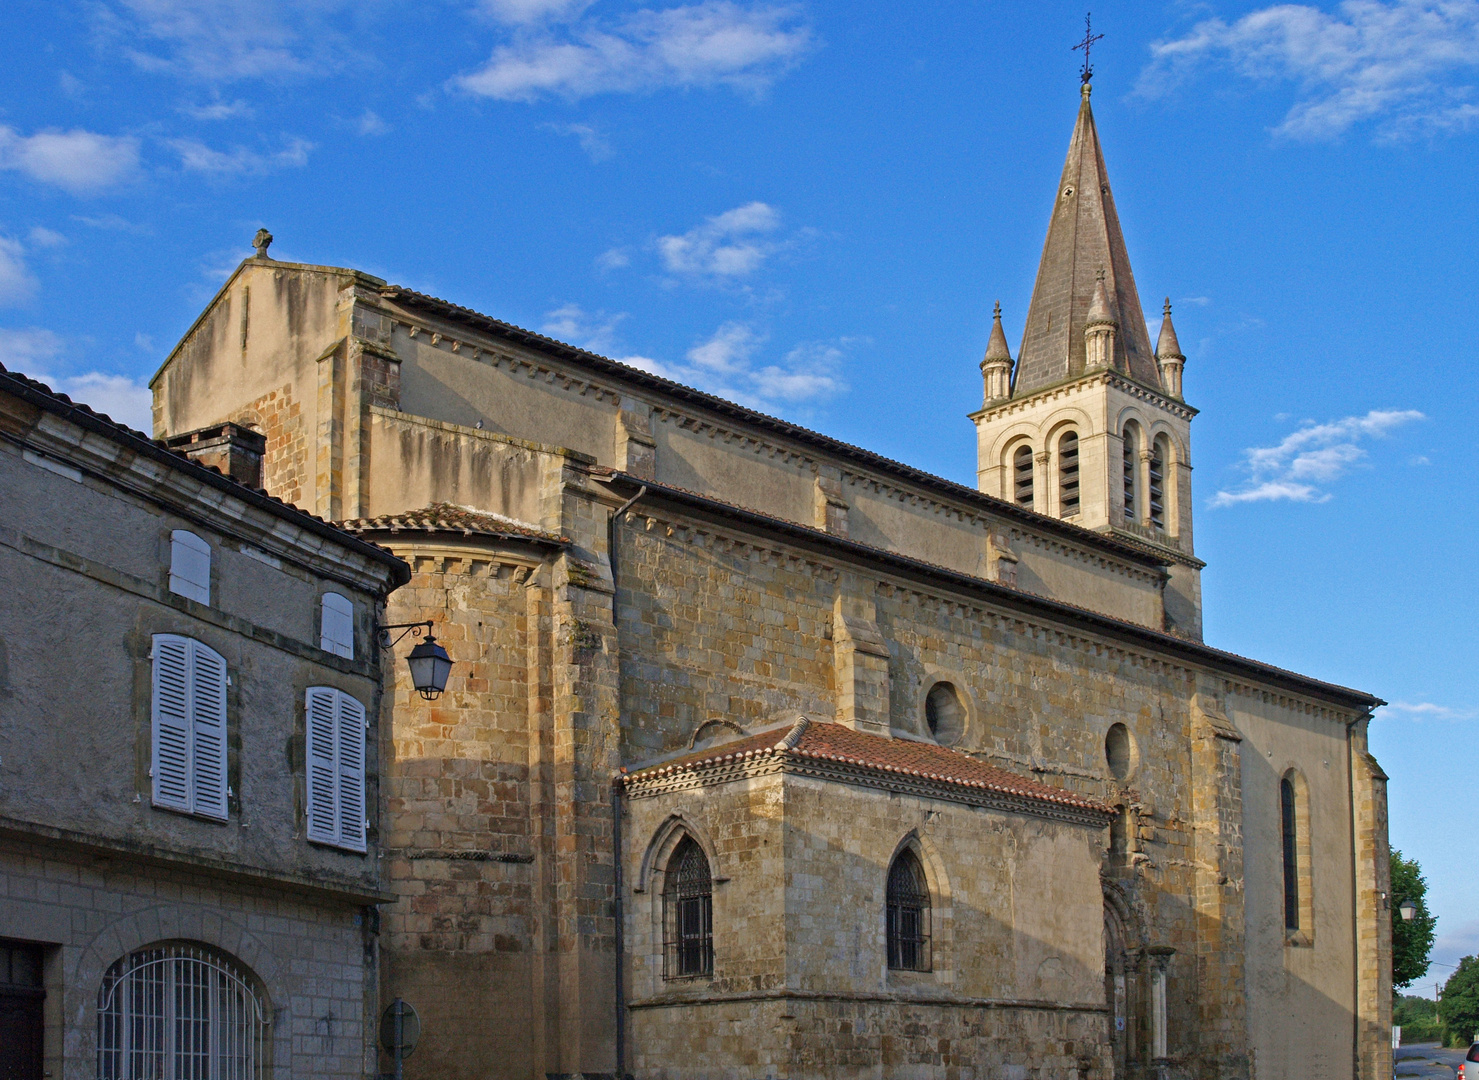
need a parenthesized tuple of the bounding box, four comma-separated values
(375, 621, 452, 700)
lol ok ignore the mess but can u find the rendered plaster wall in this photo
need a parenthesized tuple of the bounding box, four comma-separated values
(1232, 690, 1361, 1079)
(364, 409, 571, 529)
(0, 427, 388, 894)
(0, 836, 373, 1080)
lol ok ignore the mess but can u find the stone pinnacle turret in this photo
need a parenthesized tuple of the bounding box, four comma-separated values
(980, 301, 1013, 404)
(1155, 298, 1186, 400)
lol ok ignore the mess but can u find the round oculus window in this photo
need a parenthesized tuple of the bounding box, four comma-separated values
(924, 682, 966, 746)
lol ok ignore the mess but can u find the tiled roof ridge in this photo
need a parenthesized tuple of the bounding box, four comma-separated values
(0, 362, 410, 581)
(377, 285, 1187, 569)
(619, 718, 1110, 815)
(335, 501, 568, 545)
(594, 470, 1383, 710)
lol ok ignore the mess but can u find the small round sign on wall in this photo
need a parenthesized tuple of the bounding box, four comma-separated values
(379, 998, 421, 1071)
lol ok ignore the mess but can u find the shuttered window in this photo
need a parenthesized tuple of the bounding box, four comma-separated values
(169, 531, 211, 605)
(1013, 445, 1035, 508)
(305, 687, 368, 853)
(151, 634, 228, 821)
(1058, 430, 1080, 518)
(320, 593, 355, 659)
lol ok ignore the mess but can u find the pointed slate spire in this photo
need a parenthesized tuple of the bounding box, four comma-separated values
(1012, 84, 1160, 397)
(1155, 297, 1186, 399)
(980, 300, 1013, 403)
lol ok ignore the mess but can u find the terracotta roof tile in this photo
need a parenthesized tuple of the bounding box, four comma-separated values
(336, 502, 568, 545)
(622, 718, 1111, 816)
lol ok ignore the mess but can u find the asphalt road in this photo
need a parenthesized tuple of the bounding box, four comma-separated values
(1396, 1042, 1469, 1078)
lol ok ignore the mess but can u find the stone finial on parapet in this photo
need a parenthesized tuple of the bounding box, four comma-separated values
(253, 228, 273, 259)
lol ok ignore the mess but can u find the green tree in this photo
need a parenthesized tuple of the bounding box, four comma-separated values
(1392, 849, 1437, 989)
(1444, 957, 1479, 1047)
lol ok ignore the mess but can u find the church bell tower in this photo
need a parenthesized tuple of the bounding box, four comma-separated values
(969, 81, 1203, 638)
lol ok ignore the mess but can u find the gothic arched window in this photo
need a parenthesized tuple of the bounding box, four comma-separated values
(886, 849, 931, 972)
(1280, 770, 1313, 940)
(1012, 444, 1035, 509)
(1122, 422, 1140, 523)
(98, 942, 269, 1080)
(664, 837, 713, 979)
(1058, 430, 1080, 518)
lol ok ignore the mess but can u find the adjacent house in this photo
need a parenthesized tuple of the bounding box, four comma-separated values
(0, 363, 409, 1080)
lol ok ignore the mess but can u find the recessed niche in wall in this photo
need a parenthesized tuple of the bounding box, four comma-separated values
(1105, 722, 1137, 781)
(924, 682, 966, 746)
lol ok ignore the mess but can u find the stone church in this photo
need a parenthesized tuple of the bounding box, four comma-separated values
(149, 82, 1391, 1079)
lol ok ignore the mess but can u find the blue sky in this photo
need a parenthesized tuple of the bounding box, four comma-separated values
(2, 0, 1475, 991)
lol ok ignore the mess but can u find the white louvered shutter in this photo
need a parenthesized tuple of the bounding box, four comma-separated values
(169, 531, 211, 604)
(188, 641, 229, 820)
(305, 688, 339, 845)
(320, 593, 354, 659)
(335, 693, 367, 852)
(151, 635, 192, 812)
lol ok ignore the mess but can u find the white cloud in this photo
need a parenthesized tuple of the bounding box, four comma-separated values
(1139, 0, 1479, 139)
(623, 322, 846, 409)
(478, 0, 594, 25)
(103, 0, 362, 81)
(73, 214, 153, 234)
(456, 1, 812, 102)
(1210, 408, 1425, 506)
(181, 98, 254, 120)
(169, 136, 313, 174)
(357, 110, 390, 136)
(0, 238, 37, 306)
(658, 201, 781, 278)
(538, 304, 847, 411)
(0, 327, 63, 369)
(1382, 701, 1479, 720)
(0, 127, 140, 193)
(595, 246, 631, 270)
(0, 327, 154, 431)
(27, 227, 67, 249)
(544, 121, 613, 160)
(541, 303, 626, 352)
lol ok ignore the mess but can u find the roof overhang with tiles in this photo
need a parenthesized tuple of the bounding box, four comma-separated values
(620, 717, 1115, 829)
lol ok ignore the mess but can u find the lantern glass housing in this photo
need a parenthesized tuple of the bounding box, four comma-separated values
(1399, 899, 1418, 922)
(406, 634, 452, 700)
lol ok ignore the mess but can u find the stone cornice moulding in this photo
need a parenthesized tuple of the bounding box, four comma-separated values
(971, 371, 1197, 425)
(626, 986, 1111, 1014)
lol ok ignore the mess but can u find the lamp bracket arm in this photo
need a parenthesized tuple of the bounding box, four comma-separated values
(373, 621, 434, 650)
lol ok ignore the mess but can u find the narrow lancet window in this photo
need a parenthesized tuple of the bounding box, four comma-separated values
(886, 849, 931, 972)
(1013, 445, 1035, 509)
(1058, 431, 1080, 518)
(1280, 776, 1299, 931)
(664, 837, 713, 978)
(1122, 424, 1139, 522)
(1148, 436, 1167, 531)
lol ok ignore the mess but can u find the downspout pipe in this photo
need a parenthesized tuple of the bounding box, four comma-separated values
(608, 484, 645, 1080)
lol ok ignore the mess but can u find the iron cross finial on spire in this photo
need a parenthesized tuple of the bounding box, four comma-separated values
(1072, 12, 1104, 85)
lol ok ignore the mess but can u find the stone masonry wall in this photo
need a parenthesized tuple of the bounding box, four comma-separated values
(0, 836, 374, 1080)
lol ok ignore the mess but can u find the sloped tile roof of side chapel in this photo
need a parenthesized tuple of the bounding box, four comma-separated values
(1013, 81, 1161, 396)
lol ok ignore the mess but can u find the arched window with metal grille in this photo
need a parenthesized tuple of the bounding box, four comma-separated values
(886, 849, 931, 972)
(98, 942, 269, 1080)
(1058, 430, 1080, 518)
(1012, 444, 1035, 509)
(663, 837, 713, 979)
